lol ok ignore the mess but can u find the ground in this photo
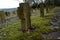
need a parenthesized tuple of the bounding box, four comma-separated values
(0, 8, 55, 40)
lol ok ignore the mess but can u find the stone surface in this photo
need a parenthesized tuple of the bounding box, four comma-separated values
(17, 3, 31, 32)
(43, 7, 60, 39)
(0, 11, 6, 22)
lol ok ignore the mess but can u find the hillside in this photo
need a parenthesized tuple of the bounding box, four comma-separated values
(0, 8, 17, 12)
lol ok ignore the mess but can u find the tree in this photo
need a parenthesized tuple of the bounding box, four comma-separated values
(54, 0, 60, 6)
(40, 0, 44, 17)
(45, 0, 50, 13)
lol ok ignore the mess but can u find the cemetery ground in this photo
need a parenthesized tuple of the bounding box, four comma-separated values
(0, 9, 55, 40)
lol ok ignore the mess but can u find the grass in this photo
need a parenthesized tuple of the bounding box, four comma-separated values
(0, 9, 55, 40)
(31, 12, 54, 34)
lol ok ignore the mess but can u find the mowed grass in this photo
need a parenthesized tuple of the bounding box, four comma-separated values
(2, 9, 54, 40)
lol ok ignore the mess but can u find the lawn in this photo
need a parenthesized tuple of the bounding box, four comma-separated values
(1, 9, 55, 40)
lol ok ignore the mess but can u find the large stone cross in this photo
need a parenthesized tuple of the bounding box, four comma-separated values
(17, 3, 31, 32)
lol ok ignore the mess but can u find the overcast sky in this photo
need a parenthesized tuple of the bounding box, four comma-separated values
(0, 0, 45, 9)
(0, 0, 24, 9)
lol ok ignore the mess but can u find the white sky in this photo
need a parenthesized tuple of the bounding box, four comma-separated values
(0, 0, 24, 8)
(0, 0, 45, 9)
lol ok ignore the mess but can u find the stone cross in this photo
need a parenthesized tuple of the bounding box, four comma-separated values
(17, 3, 31, 32)
(0, 11, 5, 23)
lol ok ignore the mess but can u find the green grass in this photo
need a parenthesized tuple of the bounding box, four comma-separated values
(0, 9, 55, 40)
(31, 12, 54, 33)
